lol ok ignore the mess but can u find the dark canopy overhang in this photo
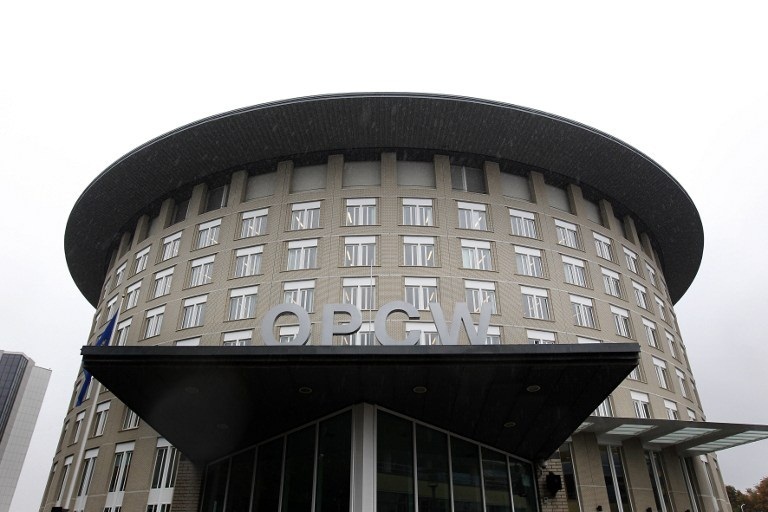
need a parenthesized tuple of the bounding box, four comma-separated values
(66, 93, 703, 306)
(82, 343, 639, 463)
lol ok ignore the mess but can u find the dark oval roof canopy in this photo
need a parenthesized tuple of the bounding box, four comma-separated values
(66, 93, 703, 306)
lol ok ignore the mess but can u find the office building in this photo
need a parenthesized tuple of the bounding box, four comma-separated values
(43, 93, 768, 512)
(0, 351, 50, 512)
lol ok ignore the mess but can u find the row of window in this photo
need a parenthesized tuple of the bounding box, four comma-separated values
(104, 238, 673, 334)
(106, 278, 678, 354)
(52, 437, 178, 512)
(595, 391, 697, 421)
(108, 199, 667, 299)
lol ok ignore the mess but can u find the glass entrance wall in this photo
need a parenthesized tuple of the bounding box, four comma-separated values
(376, 410, 537, 512)
(200, 406, 537, 512)
(201, 410, 352, 512)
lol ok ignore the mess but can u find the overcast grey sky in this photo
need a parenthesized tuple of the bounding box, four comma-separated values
(2, 2, 767, 509)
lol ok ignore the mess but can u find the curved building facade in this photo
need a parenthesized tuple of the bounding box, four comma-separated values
(42, 94, 767, 512)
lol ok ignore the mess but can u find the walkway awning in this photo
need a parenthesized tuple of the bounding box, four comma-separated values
(81, 344, 639, 463)
(576, 416, 768, 455)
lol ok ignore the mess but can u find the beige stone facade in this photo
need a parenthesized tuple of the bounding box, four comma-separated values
(44, 95, 733, 512)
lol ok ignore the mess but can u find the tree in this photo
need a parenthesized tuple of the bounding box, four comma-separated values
(728, 476, 768, 512)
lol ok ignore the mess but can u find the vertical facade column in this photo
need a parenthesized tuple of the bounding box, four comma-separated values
(351, 403, 376, 512)
(570, 433, 611, 512)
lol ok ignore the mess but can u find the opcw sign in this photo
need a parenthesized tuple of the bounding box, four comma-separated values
(260, 301, 492, 346)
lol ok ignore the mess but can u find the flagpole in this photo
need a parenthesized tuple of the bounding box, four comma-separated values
(63, 296, 123, 508)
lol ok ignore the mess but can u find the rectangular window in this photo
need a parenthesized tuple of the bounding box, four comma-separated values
(571, 295, 596, 328)
(664, 400, 679, 420)
(189, 255, 215, 287)
(290, 201, 321, 230)
(611, 305, 632, 338)
(223, 330, 253, 346)
(643, 318, 659, 348)
(92, 401, 110, 437)
(345, 198, 377, 226)
(287, 239, 318, 270)
(246, 171, 277, 199)
(234, 245, 263, 277)
(144, 306, 165, 338)
(646, 263, 658, 287)
(403, 236, 436, 267)
(175, 337, 200, 347)
(56, 456, 73, 504)
(500, 171, 531, 200)
(601, 268, 623, 298)
(521, 286, 551, 320)
(655, 296, 667, 321)
(228, 286, 258, 320)
(666, 331, 678, 359)
(291, 164, 327, 193)
(107, 442, 134, 494)
(633, 281, 648, 309)
(624, 247, 639, 274)
(172, 198, 189, 225)
(631, 391, 651, 419)
(451, 165, 487, 193)
(555, 219, 580, 249)
(152, 266, 174, 298)
(204, 185, 228, 212)
(341, 322, 375, 346)
(284, 280, 315, 312)
(344, 236, 376, 267)
(594, 397, 613, 417)
(676, 369, 690, 398)
(125, 282, 141, 309)
(181, 295, 206, 329)
(461, 239, 492, 270)
(485, 326, 502, 345)
(405, 322, 440, 346)
(509, 208, 537, 238)
(464, 280, 497, 314)
(515, 246, 544, 277)
(343, 161, 381, 187)
(627, 362, 644, 381)
(547, 184, 571, 212)
(342, 277, 376, 310)
(115, 319, 131, 346)
(76, 448, 99, 497)
(106, 296, 118, 320)
(404, 277, 438, 310)
(122, 408, 140, 430)
(279, 325, 300, 344)
(402, 198, 434, 226)
(653, 357, 671, 390)
(457, 201, 488, 230)
(196, 219, 221, 249)
(114, 263, 127, 287)
(240, 208, 268, 238)
(72, 411, 85, 444)
(397, 161, 436, 188)
(134, 246, 151, 274)
(150, 440, 179, 490)
(527, 329, 555, 344)
(562, 255, 587, 287)
(687, 409, 696, 422)
(160, 232, 182, 261)
(594, 232, 614, 261)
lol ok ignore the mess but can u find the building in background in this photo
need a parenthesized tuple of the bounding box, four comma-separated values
(0, 351, 50, 512)
(43, 94, 768, 512)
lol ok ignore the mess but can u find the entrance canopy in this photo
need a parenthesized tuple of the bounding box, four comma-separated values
(577, 416, 768, 455)
(82, 344, 639, 463)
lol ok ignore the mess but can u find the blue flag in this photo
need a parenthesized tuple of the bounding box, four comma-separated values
(76, 313, 118, 406)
